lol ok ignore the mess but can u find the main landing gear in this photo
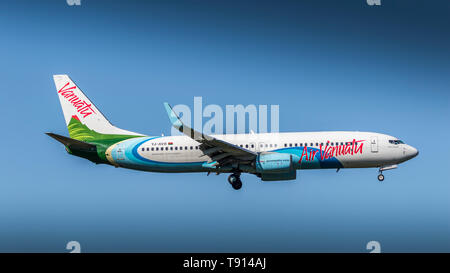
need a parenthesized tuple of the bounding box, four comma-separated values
(377, 173, 385, 182)
(228, 173, 242, 190)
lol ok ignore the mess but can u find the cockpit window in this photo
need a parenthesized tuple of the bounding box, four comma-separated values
(389, 139, 404, 145)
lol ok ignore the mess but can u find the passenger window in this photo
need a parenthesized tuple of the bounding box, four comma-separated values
(141, 148, 145, 151)
(284, 144, 287, 147)
(195, 146, 199, 150)
(251, 144, 254, 148)
(175, 147, 178, 150)
(170, 147, 173, 150)
(289, 143, 292, 147)
(165, 147, 168, 151)
(151, 147, 154, 151)
(156, 147, 159, 151)
(185, 146, 188, 150)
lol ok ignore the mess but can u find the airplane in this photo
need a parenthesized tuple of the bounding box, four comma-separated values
(47, 75, 419, 190)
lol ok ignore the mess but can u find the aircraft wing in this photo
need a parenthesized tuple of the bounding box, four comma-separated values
(163, 103, 257, 167)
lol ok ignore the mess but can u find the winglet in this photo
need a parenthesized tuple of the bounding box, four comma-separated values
(163, 102, 208, 140)
(163, 102, 183, 130)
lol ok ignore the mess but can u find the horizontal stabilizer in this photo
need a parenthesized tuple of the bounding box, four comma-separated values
(46, 132, 97, 151)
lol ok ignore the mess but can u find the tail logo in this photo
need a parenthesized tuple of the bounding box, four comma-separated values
(58, 82, 96, 118)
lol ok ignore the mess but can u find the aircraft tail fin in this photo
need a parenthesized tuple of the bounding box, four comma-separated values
(53, 75, 142, 141)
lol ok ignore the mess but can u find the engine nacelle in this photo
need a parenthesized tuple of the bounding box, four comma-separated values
(256, 152, 293, 173)
(255, 153, 296, 181)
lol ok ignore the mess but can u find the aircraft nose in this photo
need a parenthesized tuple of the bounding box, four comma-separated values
(406, 145, 419, 159)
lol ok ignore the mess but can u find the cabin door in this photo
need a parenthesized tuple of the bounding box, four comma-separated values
(370, 137, 378, 153)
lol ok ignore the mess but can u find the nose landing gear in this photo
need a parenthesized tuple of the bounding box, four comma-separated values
(377, 165, 397, 182)
(228, 173, 242, 190)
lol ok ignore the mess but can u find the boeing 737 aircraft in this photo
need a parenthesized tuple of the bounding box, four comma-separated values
(47, 75, 418, 190)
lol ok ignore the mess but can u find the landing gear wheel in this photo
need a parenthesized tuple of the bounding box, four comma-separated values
(228, 173, 242, 190)
(232, 179, 242, 190)
(228, 174, 238, 184)
(378, 174, 384, 182)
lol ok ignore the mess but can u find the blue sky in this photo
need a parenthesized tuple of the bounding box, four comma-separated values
(0, 0, 449, 252)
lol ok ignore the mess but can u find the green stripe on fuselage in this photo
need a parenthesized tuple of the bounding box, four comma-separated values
(67, 117, 143, 163)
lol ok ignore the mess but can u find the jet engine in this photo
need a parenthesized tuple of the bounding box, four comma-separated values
(255, 153, 297, 181)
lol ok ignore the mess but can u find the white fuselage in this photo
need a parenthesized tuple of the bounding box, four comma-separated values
(105, 131, 418, 173)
